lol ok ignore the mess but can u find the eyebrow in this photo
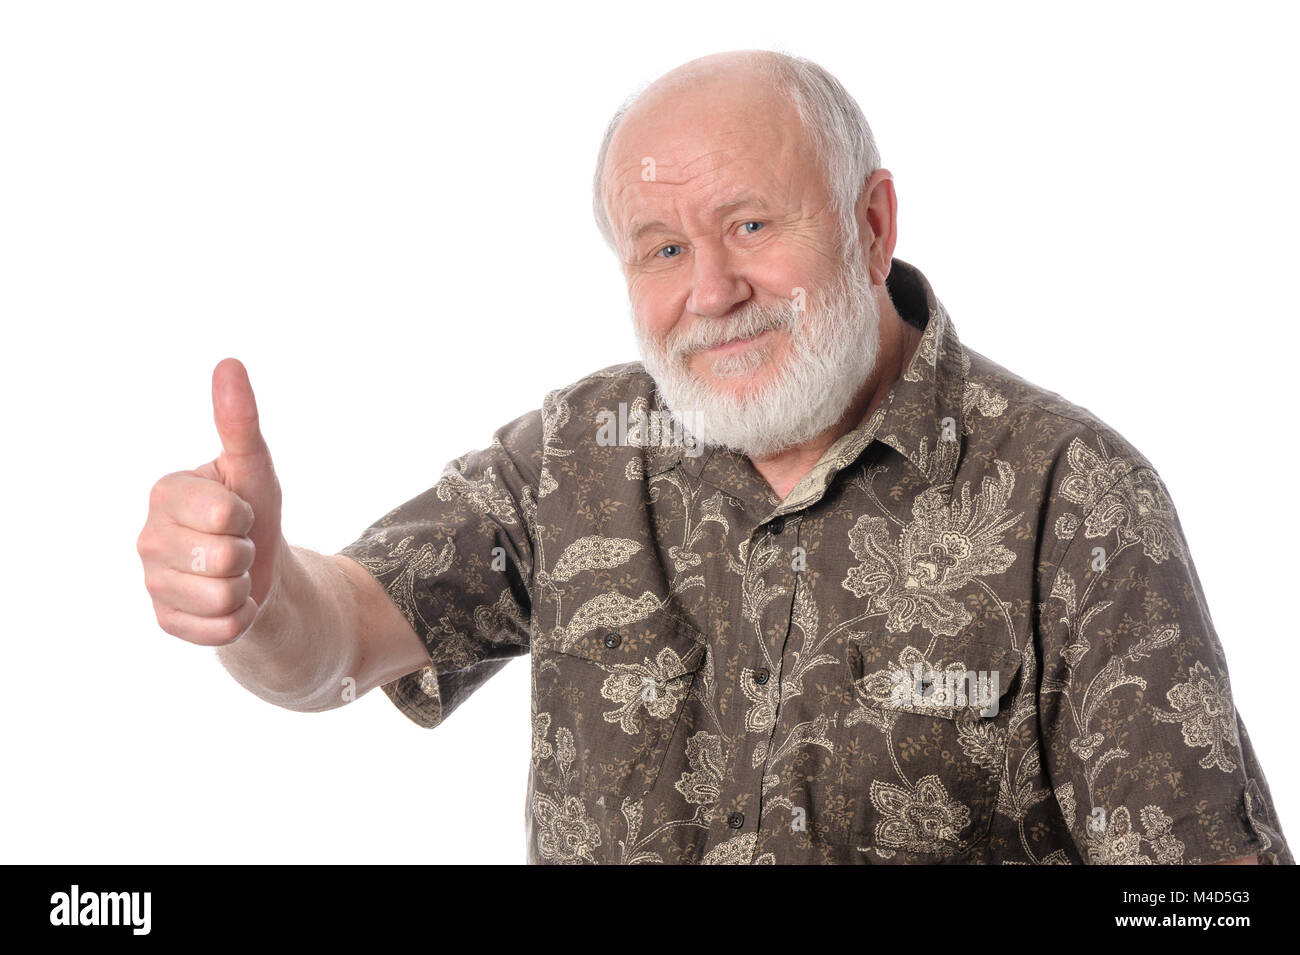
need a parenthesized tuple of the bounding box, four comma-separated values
(715, 194, 771, 217)
(625, 219, 669, 244)
(622, 194, 773, 245)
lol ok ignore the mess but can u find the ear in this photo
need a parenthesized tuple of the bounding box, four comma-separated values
(853, 169, 898, 285)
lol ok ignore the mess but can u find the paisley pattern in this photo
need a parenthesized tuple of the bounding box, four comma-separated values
(337, 258, 1291, 865)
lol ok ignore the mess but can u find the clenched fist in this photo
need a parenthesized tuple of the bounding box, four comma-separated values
(137, 358, 286, 645)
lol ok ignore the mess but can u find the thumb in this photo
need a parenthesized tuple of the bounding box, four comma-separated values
(208, 358, 283, 609)
(212, 357, 273, 472)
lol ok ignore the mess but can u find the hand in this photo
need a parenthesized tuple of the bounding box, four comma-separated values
(137, 358, 286, 645)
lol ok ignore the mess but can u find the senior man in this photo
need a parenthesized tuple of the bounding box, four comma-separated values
(137, 50, 1290, 865)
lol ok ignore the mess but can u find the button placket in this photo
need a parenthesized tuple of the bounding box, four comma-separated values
(753, 512, 804, 844)
(703, 515, 800, 852)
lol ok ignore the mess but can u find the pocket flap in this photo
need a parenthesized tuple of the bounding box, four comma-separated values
(846, 630, 1021, 721)
(547, 609, 707, 680)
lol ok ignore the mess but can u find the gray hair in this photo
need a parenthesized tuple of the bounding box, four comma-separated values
(591, 52, 882, 254)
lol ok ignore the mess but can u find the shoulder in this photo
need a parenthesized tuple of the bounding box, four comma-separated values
(536, 359, 669, 456)
(508, 360, 673, 494)
(539, 360, 659, 415)
(962, 345, 1158, 479)
(960, 346, 1188, 572)
(489, 360, 657, 457)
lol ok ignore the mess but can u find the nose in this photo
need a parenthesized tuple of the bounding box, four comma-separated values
(684, 241, 751, 318)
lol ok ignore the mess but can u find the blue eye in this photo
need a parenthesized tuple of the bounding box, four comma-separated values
(741, 221, 764, 234)
(657, 244, 683, 259)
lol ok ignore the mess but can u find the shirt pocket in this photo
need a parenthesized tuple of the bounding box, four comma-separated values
(812, 630, 1021, 860)
(534, 610, 708, 800)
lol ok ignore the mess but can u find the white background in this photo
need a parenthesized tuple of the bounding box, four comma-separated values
(2, 0, 1296, 864)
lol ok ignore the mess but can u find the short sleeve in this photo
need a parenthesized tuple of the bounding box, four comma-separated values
(1036, 464, 1292, 864)
(335, 408, 542, 729)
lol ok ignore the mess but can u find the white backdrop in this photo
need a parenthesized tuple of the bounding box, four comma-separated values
(2, 0, 1295, 864)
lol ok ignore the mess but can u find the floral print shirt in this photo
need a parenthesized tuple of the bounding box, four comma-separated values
(337, 258, 1291, 865)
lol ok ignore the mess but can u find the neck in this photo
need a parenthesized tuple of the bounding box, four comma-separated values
(748, 289, 923, 501)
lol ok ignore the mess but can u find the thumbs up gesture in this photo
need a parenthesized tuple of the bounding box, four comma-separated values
(137, 359, 287, 645)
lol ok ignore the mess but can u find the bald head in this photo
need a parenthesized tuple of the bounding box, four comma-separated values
(614, 50, 793, 139)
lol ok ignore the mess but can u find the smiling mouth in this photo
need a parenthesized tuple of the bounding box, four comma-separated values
(702, 327, 776, 355)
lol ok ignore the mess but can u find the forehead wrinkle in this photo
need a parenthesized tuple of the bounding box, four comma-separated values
(606, 99, 809, 250)
(607, 137, 757, 204)
(605, 114, 783, 186)
(612, 154, 792, 244)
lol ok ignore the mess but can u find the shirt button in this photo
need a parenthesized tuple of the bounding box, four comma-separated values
(603, 632, 621, 648)
(767, 517, 785, 535)
(753, 668, 771, 685)
(727, 811, 745, 829)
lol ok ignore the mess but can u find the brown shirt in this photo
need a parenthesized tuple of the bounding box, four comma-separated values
(337, 258, 1291, 865)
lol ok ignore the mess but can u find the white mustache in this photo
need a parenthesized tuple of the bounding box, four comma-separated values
(667, 300, 797, 359)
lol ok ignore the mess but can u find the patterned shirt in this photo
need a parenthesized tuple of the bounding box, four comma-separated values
(337, 258, 1291, 865)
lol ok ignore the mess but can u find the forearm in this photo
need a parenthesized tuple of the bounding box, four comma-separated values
(215, 540, 365, 713)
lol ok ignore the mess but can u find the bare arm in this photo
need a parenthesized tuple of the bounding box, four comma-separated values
(214, 539, 429, 712)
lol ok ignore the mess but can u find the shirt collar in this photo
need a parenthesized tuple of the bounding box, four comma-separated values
(645, 258, 966, 513)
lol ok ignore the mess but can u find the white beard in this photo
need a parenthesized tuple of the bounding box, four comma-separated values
(635, 252, 882, 459)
